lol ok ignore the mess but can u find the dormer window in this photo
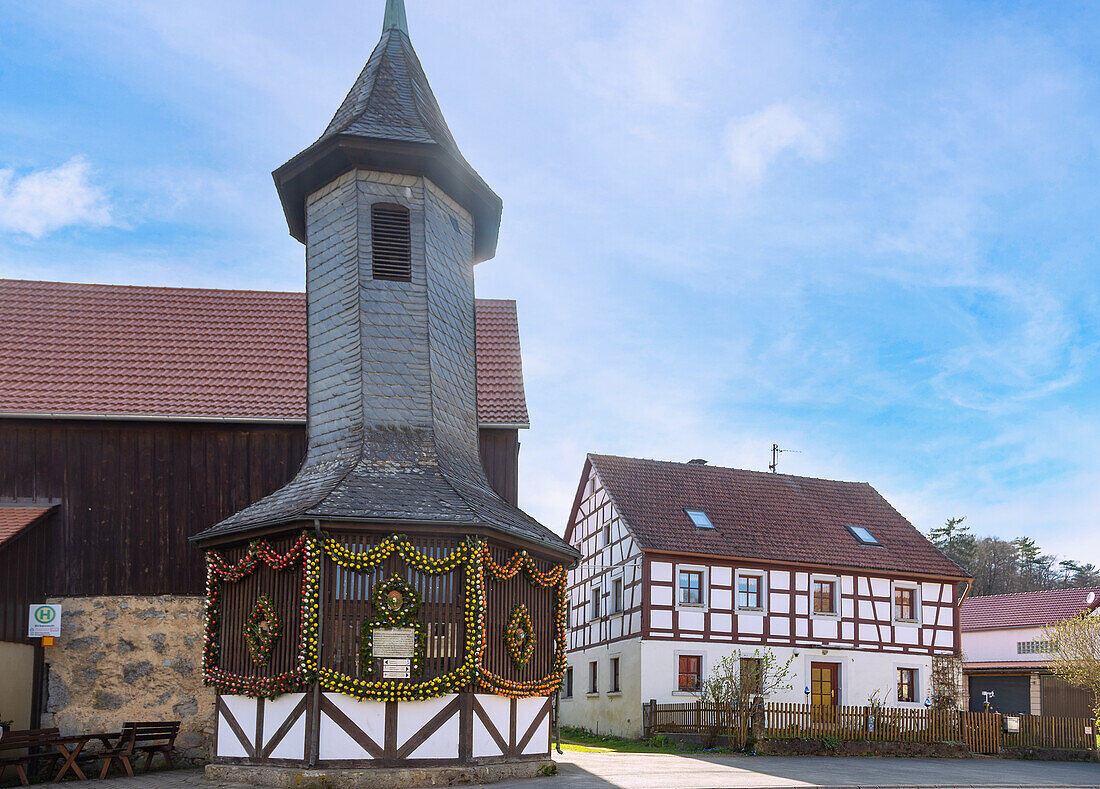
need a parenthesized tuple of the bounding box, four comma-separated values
(371, 202, 411, 281)
(685, 509, 714, 529)
(846, 524, 879, 545)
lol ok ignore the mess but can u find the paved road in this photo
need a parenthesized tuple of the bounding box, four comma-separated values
(495, 750, 1100, 788)
(50, 756, 1100, 789)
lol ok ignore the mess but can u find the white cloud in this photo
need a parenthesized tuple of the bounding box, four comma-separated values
(0, 157, 114, 238)
(725, 103, 835, 181)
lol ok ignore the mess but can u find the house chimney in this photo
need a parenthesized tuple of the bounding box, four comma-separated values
(688, 459, 707, 465)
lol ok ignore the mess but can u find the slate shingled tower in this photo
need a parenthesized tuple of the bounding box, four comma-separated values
(195, 1, 576, 777)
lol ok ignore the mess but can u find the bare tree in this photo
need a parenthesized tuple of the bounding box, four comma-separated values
(699, 648, 793, 747)
(1044, 610, 1100, 721)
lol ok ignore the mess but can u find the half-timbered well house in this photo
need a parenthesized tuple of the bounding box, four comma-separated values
(559, 454, 972, 738)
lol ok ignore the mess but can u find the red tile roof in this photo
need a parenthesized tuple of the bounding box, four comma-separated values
(585, 454, 970, 579)
(0, 505, 54, 548)
(960, 587, 1100, 631)
(0, 279, 529, 427)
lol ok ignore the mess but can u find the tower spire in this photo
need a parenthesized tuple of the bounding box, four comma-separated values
(382, 0, 408, 35)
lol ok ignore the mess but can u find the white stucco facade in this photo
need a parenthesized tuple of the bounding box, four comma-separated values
(560, 640, 934, 739)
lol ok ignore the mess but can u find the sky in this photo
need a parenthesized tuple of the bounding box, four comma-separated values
(1, 1, 1098, 562)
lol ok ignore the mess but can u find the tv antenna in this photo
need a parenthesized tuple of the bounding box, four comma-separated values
(769, 444, 800, 473)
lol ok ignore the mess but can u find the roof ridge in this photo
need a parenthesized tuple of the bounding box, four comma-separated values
(588, 452, 873, 487)
(965, 586, 1100, 601)
(0, 278, 304, 298)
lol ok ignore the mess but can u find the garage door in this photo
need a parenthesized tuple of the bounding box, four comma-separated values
(968, 674, 1030, 714)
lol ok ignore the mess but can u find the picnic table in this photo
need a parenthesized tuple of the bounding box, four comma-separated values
(51, 732, 119, 782)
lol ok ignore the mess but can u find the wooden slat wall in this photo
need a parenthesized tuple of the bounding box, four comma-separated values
(0, 418, 307, 597)
(0, 512, 50, 643)
(478, 429, 520, 506)
(0, 419, 519, 598)
(483, 542, 556, 683)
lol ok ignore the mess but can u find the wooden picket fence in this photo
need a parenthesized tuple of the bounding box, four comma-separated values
(650, 701, 1098, 754)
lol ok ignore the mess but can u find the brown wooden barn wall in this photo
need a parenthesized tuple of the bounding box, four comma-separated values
(0, 513, 50, 643)
(478, 429, 520, 506)
(0, 419, 520, 599)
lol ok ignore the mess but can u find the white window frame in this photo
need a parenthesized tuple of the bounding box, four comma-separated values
(810, 574, 840, 618)
(894, 663, 921, 705)
(610, 573, 625, 616)
(562, 665, 574, 699)
(891, 581, 920, 626)
(590, 585, 602, 621)
(673, 650, 705, 696)
(608, 652, 622, 695)
(588, 660, 599, 696)
(676, 563, 708, 610)
(735, 569, 767, 613)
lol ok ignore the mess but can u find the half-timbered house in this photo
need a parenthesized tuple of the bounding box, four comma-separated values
(559, 454, 972, 737)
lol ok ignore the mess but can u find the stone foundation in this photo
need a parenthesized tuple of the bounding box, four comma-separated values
(206, 760, 554, 789)
(42, 595, 212, 764)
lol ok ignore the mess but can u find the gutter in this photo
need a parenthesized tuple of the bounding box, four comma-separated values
(0, 411, 527, 430)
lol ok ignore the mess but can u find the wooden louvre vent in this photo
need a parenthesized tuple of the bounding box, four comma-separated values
(370, 202, 412, 281)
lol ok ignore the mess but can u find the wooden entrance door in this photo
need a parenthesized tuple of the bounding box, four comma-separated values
(810, 662, 838, 707)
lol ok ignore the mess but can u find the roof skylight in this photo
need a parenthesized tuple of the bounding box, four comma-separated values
(685, 509, 714, 529)
(846, 525, 880, 545)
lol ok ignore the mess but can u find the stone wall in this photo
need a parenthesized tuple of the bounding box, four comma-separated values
(42, 595, 213, 764)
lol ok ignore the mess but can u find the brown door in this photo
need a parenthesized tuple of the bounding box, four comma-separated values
(810, 662, 839, 707)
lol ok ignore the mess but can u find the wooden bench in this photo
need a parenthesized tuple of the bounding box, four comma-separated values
(0, 728, 60, 785)
(97, 722, 180, 778)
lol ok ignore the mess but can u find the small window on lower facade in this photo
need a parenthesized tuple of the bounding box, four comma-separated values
(590, 586, 601, 620)
(678, 654, 701, 692)
(897, 668, 917, 702)
(563, 667, 573, 698)
(589, 661, 598, 694)
(610, 657, 620, 693)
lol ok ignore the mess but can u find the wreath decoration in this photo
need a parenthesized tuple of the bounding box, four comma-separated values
(359, 574, 426, 676)
(505, 603, 535, 670)
(244, 595, 282, 666)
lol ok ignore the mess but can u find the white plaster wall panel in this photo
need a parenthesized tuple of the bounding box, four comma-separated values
(841, 622, 854, 640)
(319, 694, 386, 760)
(795, 573, 809, 591)
(859, 623, 877, 642)
(878, 624, 890, 642)
(922, 605, 937, 625)
(770, 593, 790, 614)
(874, 601, 890, 621)
(922, 582, 942, 603)
(514, 696, 547, 741)
(739, 614, 764, 635)
(217, 695, 256, 758)
(473, 694, 511, 758)
(651, 610, 673, 630)
(711, 588, 732, 610)
(796, 618, 808, 637)
(770, 571, 790, 590)
(841, 576, 854, 595)
(841, 599, 854, 618)
(262, 693, 307, 760)
(795, 596, 808, 615)
(629, 612, 640, 632)
(610, 617, 622, 640)
(895, 626, 918, 645)
(396, 695, 459, 760)
(939, 630, 953, 648)
(711, 567, 732, 586)
(939, 606, 953, 627)
(636, 641, 934, 710)
(651, 586, 672, 607)
(812, 618, 838, 640)
(857, 577, 871, 596)
(770, 617, 790, 636)
(679, 610, 705, 632)
(870, 578, 890, 597)
(711, 613, 732, 633)
(859, 600, 875, 620)
(651, 562, 672, 582)
(521, 713, 550, 755)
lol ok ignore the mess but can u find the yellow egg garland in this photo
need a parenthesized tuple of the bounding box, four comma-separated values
(204, 531, 568, 702)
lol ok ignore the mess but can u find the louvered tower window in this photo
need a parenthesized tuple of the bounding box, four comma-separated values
(370, 202, 411, 281)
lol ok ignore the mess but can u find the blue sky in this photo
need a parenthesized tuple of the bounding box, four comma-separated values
(2, 1, 1098, 560)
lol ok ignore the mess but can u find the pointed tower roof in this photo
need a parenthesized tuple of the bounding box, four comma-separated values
(273, 0, 502, 261)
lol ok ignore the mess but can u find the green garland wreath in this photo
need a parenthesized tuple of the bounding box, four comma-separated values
(359, 574, 426, 676)
(244, 595, 282, 667)
(505, 603, 535, 670)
